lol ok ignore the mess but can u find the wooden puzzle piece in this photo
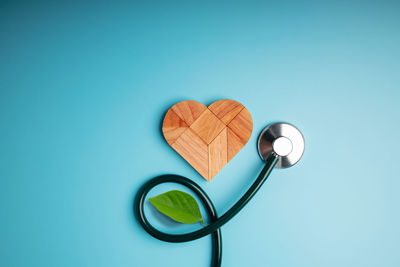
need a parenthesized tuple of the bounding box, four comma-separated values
(162, 99, 253, 181)
(227, 108, 252, 144)
(209, 128, 228, 181)
(171, 128, 209, 179)
(227, 128, 245, 162)
(171, 100, 206, 126)
(163, 109, 188, 145)
(190, 109, 226, 144)
(208, 99, 244, 125)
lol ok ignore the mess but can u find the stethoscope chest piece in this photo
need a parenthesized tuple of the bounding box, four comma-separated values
(258, 122, 305, 168)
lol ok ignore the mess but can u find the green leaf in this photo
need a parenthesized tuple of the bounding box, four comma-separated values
(149, 190, 204, 226)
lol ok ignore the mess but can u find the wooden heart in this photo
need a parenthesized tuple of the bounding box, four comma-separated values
(162, 99, 253, 181)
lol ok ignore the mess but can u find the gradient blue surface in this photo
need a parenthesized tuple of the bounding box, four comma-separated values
(1, 1, 400, 267)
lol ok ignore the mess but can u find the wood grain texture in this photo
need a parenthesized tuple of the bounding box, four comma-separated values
(227, 128, 245, 162)
(162, 99, 252, 181)
(171, 100, 206, 126)
(208, 99, 244, 125)
(190, 109, 226, 144)
(162, 109, 188, 145)
(171, 128, 209, 179)
(208, 128, 227, 181)
(227, 108, 253, 144)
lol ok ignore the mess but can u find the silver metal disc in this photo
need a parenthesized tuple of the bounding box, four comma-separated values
(257, 122, 305, 168)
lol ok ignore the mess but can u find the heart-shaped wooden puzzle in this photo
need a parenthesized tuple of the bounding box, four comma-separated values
(162, 99, 253, 181)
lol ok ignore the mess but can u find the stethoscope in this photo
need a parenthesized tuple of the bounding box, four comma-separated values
(135, 122, 305, 267)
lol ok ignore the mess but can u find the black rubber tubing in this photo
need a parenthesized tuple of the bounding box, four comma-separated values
(134, 153, 279, 267)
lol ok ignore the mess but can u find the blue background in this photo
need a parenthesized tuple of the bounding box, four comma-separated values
(1, 1, 399, 267)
